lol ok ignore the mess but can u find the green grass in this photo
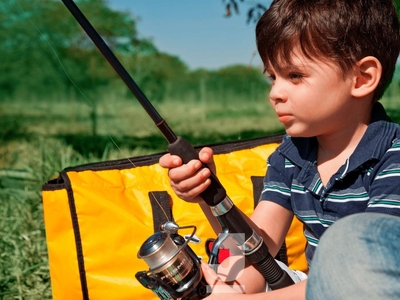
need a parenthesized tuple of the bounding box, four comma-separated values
(0, 84, 399, 298)
(0, 92, 283, 298)
(0, 94, 282, 169)
(0, 186, 51, 299)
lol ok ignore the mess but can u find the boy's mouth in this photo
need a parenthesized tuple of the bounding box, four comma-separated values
(277, 113, 293, 123)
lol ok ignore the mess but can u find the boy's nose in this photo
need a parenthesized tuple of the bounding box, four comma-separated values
(269, 81, 288, 104)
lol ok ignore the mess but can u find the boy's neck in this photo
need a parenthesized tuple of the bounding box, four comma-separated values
(317, 123, 367, 161)
(316, 107, 371, 185)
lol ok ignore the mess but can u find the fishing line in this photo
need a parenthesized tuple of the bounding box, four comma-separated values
(17, 1, 93, 109)
(60, 1, 299, 291)
(17, 0, 171, 222)
(22, 1, 298, 293)
(108, 137, 172, 223)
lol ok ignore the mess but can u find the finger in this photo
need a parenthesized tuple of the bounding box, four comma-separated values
(168, 160, 207, 182)
(172, 182, 211, 201)
(170, 170, 212, 200)
(198, 147, 217, 175)
(166, 159, 212, 200)
(201, 263, 239, 295)
(198, 147, 214, 164)
(201, 263, 222, 285)
(159, 153, 182, 168)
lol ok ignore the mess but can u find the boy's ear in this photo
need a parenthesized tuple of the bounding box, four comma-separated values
(351, 56, 382, 98)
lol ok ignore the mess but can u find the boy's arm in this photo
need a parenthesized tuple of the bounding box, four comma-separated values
(213, 201, 295, 292)
(195, 200, 299, 297)
(367, 143, 400, 216)
(202, 262, 307, 299)
(250, 200, 294, 258)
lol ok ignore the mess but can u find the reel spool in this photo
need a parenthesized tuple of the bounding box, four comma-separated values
(136, 222, 210, 300)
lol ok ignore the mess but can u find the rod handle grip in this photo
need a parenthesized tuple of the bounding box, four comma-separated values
(246, 242, 295, 290)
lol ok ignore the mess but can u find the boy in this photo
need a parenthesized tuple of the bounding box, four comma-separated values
(159, 0, 400, 298)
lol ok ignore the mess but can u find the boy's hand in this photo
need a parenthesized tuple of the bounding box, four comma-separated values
(201, 263, 241, 298)
(159, 147, 216, 203)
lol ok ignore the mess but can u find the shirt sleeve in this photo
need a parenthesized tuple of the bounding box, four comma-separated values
(260, 149, 293, 211)
(367, 139, 400, 216)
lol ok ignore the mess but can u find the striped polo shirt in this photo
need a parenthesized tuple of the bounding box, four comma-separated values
(260, 102, 400, 264)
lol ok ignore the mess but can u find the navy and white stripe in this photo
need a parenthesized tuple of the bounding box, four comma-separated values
(260, 102, 400, 264)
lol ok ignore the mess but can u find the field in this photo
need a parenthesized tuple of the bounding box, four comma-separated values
(0, 86, 399, 298)
(0, 91, 283, 299)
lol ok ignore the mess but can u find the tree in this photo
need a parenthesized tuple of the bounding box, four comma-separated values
(0, 0, 156, 98)
(0, 0, 162, 142)
(222, 0, 271, 24)
(120, 52, 189, 102)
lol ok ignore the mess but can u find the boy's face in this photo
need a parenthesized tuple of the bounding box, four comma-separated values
(266, 50, 355, 138)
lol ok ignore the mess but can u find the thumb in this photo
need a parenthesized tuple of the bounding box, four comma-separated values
(201, 263, 239, 295)
(201, 263, 221, 284)
(199, 147, 217, 174)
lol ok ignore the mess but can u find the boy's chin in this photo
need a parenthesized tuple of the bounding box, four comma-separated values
(284, 128, 315, 138)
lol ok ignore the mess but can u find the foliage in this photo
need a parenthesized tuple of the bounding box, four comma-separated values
(0, 84, 399, 297)
(222, 0, 270, 23)
(0, 92, 281, 298)
(118, 52, 190, 102)
(222, 0, 400, 24)
(0, 0, 269, 107)
(0, 138, 95, 299)
(0, 181, 51, 299)
(163, 65, 269, 105)
(0, 0, 155, 98)
(1, 0, 400, 298)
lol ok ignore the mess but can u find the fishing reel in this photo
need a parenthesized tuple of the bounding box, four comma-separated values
(136, 221, 210, 300)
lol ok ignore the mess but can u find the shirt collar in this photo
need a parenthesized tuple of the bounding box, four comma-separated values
(278, 102, 397, 173)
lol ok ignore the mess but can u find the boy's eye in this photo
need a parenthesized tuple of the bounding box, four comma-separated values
(289, 73, 303, 80)
(266, 74, 276, 82)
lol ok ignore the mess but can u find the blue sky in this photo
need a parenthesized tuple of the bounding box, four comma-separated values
(108, 0, 272, 70)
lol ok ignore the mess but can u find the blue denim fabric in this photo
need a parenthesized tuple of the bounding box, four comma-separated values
(306, 213, 400, 300)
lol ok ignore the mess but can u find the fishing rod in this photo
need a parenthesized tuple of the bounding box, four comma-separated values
(61, 0, 296, 296)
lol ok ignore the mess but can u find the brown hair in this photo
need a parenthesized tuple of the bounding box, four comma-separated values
(256, 0, 400, 101)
